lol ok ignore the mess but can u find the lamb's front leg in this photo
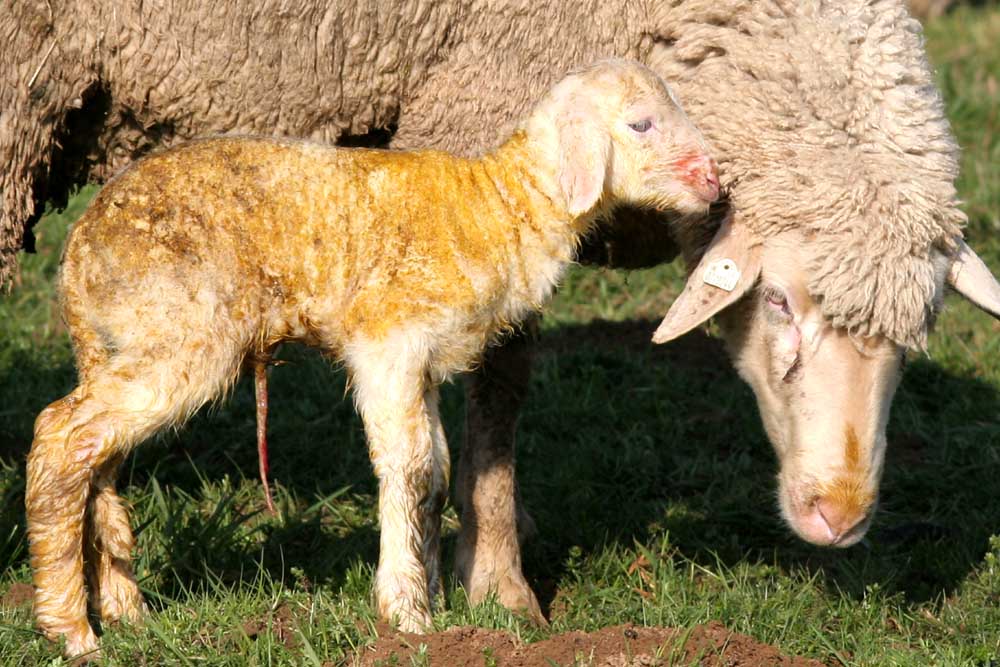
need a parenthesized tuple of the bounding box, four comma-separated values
(348, 344, 439, 632)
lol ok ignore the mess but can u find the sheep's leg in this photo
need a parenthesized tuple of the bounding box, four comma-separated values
(456, 322, 545, 624)
(254, 359, 276, 514)
(422, 386, 450, 607)
(84, 456, 146, 627)
(27, 343, 241, 659)
(348, 343, 437, 632)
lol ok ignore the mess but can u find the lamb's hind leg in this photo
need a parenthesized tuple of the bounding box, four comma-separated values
(422, 386, 450, 607)
(456, 323, 544, 624)
(27, 345, 241, 659)
(84, 458, 146, 627)
(348, 341, 439, 632)
(26, 392, 102, 659)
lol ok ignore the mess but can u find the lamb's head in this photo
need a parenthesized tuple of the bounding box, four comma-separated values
(654, 213, 1000, 547)
(522, 59, 719, 220)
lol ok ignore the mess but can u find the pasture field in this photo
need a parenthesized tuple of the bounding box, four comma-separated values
(1, 6, 999, 665)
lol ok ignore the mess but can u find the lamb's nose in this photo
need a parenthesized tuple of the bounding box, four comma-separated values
(686, 155, 720, 202)
(702, 160, 720, 201)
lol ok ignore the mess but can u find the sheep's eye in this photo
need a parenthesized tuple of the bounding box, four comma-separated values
(628, 119, 652, 133)
(762, 287, 790, 316)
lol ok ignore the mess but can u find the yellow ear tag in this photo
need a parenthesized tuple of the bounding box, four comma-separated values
(702, 258, 740, 292)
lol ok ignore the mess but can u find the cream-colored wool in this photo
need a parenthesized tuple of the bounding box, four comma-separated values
(647, 0, 965, 349)
(25, 59, 719, 658)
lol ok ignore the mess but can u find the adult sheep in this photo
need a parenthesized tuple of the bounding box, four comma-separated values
(4, 0, 999, 630)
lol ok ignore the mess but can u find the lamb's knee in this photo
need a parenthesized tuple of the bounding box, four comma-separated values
(27, 411, 104, 527)
(30, 397, 115, 477)
(32, 397, 73, 438)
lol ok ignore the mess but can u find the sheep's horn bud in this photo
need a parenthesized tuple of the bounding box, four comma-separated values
(947, 239, 1000, 319)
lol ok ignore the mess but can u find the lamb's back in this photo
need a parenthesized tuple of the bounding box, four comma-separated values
(59, 136, 536, 348)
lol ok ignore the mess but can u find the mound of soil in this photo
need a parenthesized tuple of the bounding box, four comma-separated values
(352, 621, 828, 667)
(0, 582, 33, 610)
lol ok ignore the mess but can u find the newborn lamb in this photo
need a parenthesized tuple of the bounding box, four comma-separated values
(25, 58, 719, 658)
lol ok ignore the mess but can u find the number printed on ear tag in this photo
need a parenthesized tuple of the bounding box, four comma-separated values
(702, 258, 740, 292)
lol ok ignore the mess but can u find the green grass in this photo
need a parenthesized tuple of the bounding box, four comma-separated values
(2, 6, 1000, 665)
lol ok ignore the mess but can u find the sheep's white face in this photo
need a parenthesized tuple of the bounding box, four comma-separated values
(652, 220, 915, 547)
(655, 218, 1000, 548)
(716, 235, 903, 547)
(525, 59, 719, 219)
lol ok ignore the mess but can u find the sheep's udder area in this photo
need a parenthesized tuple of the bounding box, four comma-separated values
(352, 622, 829, 666)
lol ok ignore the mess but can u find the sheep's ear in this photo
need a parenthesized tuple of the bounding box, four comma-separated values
(947, 239, 1000, 319)
(558, 111, 611, 217)
(652, 213, 762, 344)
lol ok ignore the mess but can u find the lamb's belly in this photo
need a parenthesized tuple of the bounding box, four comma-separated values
(427, 329, 494, 383)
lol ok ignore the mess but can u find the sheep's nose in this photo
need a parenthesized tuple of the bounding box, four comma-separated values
(686, 155, 720, 202)
(800, 496, 869, 547)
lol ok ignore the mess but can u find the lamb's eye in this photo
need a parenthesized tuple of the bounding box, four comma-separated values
(628, 119, 652, 133)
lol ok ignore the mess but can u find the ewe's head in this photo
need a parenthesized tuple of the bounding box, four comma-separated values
(722, 234, 902, 547)
(523, 59, 719, 220)
(640, 0, 1000, 548)
(654, 214, 1000, 547)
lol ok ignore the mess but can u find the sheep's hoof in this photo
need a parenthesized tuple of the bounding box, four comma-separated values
(516, 505, 538, 544)
(498, 575, 547, 627)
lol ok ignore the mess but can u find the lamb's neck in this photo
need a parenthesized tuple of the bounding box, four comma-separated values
(479, 133, 602, 309)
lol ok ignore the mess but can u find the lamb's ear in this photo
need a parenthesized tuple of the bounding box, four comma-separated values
(652, 213, 762, 344)
(558, 109, 611, 217)
(948, 239, 1000, 319)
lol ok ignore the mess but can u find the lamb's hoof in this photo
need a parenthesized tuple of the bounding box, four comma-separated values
(391, 608, 434, 634)
(99, 586, 148, 626)
(468, 570, 547, 627)
(378, 594, 433, 635)
(63, 629, 101, 664)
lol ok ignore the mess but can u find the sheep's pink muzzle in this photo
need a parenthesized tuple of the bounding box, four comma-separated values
(787, 494, 872, 547)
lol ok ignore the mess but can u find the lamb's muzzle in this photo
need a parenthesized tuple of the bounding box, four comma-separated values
(679, 154, 720, 203)
(25, 58, 715, 658)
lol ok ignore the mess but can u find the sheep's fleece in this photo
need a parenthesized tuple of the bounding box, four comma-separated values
(650, 0, 965, 349)
(2, 0, 965, 350)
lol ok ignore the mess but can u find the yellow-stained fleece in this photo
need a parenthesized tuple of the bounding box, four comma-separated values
(62, 133, 574, 379)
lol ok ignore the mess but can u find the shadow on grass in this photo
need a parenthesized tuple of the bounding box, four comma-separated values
(518, 317, 1000, 609)
(0, 342, 386, 599)
(1, 317, 998, 612)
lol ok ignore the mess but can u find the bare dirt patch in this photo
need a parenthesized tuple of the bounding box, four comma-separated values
(0, 582, 33, 610)
(351, 621, 828, 666)
(237, 602, 299, 650)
